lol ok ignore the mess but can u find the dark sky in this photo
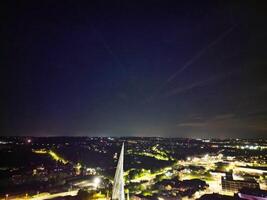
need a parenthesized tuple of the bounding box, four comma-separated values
(1, 1, 267, 138)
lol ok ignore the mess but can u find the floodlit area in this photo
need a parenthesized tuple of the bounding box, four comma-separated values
(1, 138, 267, 200)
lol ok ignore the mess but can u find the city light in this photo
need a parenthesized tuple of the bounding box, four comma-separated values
(1, 137, 267, 199)
(93, 177, 101, 188)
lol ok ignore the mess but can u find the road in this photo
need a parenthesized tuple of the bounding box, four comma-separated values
(2, 190, 78, 200)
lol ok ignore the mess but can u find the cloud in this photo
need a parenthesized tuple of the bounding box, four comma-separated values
(177, 113, 236, 127)
(176, 112, 267, 138)
(164, 71, 235, 98)
(177, 122, 207, 127)
(214, 113, 236, 120)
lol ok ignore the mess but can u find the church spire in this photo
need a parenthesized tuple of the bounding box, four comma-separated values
(112, 143, 125, 200)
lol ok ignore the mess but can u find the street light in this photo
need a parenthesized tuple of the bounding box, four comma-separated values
(93, 177, 101, 189)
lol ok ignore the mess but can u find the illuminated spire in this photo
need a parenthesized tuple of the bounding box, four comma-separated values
(112, 143, 125, 200)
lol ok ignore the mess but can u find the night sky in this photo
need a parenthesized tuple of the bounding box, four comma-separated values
(1, 1, 267, 138)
